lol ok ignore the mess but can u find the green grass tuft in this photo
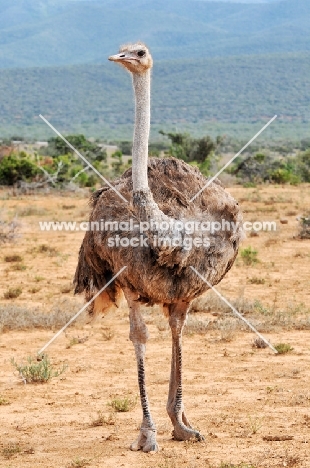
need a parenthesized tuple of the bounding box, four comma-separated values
(240, 247, 259, 266)
(275, 343, 294, 354)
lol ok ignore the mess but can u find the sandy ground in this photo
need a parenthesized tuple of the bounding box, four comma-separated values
(0, 184, 310, 468)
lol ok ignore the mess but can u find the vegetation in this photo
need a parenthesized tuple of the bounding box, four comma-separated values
(3, 287, 22, 299)
(2, 131, 308, 189)
(0, 152, 39, 185)
(0, 299, 83, 331)
(240, 247, 259, 266)
(11, 354, 67, 383)
(160, 131, 218, 175)
(67, 458, 91, 468)
(108, 396, 137, 412)
(4, 254, 23, 262)
(231, 149, 310, 184)
(0, 139, 107, 188)
(89, 411, 115, 427)
(0, 53, 309, 141)
(2, 443, 21, 459)
(0, 395, 10, 405)
(274, 343, 294, 354)
(298, 213, 310, 239)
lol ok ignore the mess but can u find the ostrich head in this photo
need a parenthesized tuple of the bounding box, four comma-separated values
(109, 42, 153, 74)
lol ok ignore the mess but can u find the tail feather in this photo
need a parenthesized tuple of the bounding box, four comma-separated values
(74, 241, 121, 316)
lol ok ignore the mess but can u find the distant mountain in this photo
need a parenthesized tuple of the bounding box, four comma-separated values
(0, 0, 309, 68)
(0, 52, 309, 141)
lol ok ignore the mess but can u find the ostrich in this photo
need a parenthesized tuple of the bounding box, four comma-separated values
(74, 42, 243, 452)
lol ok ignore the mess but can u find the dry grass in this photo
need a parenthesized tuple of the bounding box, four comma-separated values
(248, 276, 265, 285)
(0, 215, 20, 244)
(60, 283, 74, 294)
(184, 316, 210, 335)
(9, 263, 27, 271)
(89, 411, 116, 427)
(298, 214, 310, 239)
(4, 254, 23, 262)
(66, 336, 89, 348)
(31, 244, 59, 256)
(108, 396, 137, 412)
(252, 337, 268, 349)
(3, 287, 22, 299)
(17, 206, 49, 217)
(2, 443, 21, 459)
(0, 298, 83, 332)
(67, 457, 91, 468)
(215, 318, 239, 342)
(102, 327, 115, 341)
(0, 395, 10, 405)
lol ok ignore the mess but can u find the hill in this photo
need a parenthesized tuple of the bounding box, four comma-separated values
(0, 0, 309, 68)
(1, 52, 309, 141)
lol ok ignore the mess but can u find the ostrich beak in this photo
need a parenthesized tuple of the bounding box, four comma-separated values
(108, 53, 138, 62)
(108, 53, 124, 62)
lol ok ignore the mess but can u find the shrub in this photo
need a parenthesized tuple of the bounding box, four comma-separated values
(159, 130, 216, 175)
(11, 354, 67, 383)
(0, 152, 39, 185)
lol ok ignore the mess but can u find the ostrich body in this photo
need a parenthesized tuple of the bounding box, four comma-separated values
(74, 42, 243, 452)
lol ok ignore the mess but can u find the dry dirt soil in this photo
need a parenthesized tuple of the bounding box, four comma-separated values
(0, 184, 310, 468)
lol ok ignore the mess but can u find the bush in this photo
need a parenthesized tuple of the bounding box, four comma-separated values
(46, 134, 107, 162)
(0, 152, 39, 185)
(159, 130, 216, 176)
(232, 149, 310, 185)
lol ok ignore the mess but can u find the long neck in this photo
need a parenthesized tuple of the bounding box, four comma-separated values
(132, 70, 151, 192)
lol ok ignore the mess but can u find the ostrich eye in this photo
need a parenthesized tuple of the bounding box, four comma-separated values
(137, 50, 146, 57)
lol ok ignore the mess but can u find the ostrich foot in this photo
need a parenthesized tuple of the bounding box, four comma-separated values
(130, 427, 159, 453)
(172, 422, 204, 442)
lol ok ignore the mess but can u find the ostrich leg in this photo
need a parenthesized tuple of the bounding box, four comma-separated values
(167, 301, 204, 441)
(124, 290, 159, 453)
